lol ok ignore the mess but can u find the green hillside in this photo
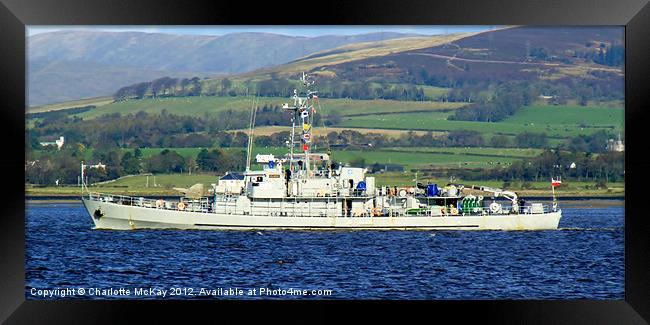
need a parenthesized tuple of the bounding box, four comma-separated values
(502, 105, 624, 126)
(37, 95, 624, 147)
(72, 96, 465, 119)
(130, 147, 528, 170)
(338, 104, 623, 139)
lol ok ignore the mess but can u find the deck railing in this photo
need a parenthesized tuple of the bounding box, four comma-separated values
(427, 204, 553, 217)
(86, 192, 213, 213)
(85, 192, 555, 217)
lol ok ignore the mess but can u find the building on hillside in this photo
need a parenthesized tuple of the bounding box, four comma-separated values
(25, 160, 39, 171)
(606, 133, 625, 152)
(87, 162, 106, 170)
(39, 136, 65, 150)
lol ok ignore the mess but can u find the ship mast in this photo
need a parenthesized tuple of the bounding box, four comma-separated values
(282, 72, 317, 178)
(245, 95, 259, 172)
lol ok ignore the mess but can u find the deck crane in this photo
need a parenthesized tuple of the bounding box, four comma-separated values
(462, 184, 520, 213)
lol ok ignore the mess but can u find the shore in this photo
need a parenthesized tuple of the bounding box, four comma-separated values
(25, 186, 624, 199)
(26, 171, 624, 198)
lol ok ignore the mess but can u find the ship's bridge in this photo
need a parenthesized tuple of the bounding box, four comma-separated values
(245, 169, 286, 198)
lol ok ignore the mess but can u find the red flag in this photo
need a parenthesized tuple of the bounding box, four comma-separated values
(551, 178, 562, 187)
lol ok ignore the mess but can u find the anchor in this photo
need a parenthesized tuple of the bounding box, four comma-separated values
(93, 208, 104, 220)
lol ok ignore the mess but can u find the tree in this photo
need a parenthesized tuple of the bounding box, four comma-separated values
(230, 132, 249, 147)
(189, 77, 202, 96)
(221, 78, 232, 91)
(490, 135, 512, 148)
(121, 151, 141, 174)
(151, 77, 172, 97)
(105, 150, 124, 179)
(146, 149, 186, 173)
(196, 148, 222, 172)
(515, 132, 548, 148)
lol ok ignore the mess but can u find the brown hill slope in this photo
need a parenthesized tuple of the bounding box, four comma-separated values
(320, 26, 623, 84)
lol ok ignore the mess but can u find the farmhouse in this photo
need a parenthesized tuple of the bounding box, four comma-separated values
(606, 134, 624, 152)
(40, 136, 65, 150)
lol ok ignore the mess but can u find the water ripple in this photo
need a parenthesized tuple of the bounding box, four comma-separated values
(25, 202, 624, 300)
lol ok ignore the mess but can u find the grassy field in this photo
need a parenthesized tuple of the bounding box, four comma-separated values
(95, 173, 218, 188)
(316, 98, 465, 116)
(129, 146, 531, 169)
(421, 85, 451, 99)
(74, 96, 262, 119)
(326, 150, 517, 169)
(29, 144, 544, 170)
(27, 96, 114, 114)
(385, 147, 544, 158)
(27, 146, 530, 170)
(70, 96, 466, 120)
(502, 105, 624, 126)
(228, 126, 443, 138)
(338, 105, 624, 139)
(26, 172, 624, 197)
(26, 173, 220, 197)
(35, 95, 622, 143)
(28, 143, 538, 171)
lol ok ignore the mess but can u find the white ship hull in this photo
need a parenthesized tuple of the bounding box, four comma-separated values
(82, 198, 562, 231)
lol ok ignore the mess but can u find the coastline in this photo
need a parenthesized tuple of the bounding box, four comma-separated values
(25, 189, 624, 200)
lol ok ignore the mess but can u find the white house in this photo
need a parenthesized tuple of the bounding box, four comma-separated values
(606, 134, 625, 152)
(90, 162, 106, 170)
(40, 136, 65, 150)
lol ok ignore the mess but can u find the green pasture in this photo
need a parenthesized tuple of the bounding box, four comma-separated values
(70, 95, 466, 120)
(28, 96, 114, 114)
(385, 147, 544, 158)
(329, 149, 517, 169)
(26, 171, 624, 197)
(337, 105, 623, 139)
(74, 96, 261, 119)
(129, 146, 525, 170)
(94, 173, 219, 189)
(502, 105, 624, 126)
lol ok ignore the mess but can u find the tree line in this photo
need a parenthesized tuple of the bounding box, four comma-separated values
(26, 146, 247, 186)
(447, 77, 623, 122)
(454, 150, 624, 184)
(28, 107, 335, 150)
(26, 137, 623, 186)
(113, 75, 430, 102)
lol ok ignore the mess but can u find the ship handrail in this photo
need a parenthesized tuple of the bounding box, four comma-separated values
(421, 204, 555, 217)
(85, 191, 557, 217)
(85, 192, 214, 213)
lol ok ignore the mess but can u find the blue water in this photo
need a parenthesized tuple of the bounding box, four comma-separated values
(25, 201, 624, 300)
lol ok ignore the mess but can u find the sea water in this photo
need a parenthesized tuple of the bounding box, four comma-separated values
(25, 200, 624, 299)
